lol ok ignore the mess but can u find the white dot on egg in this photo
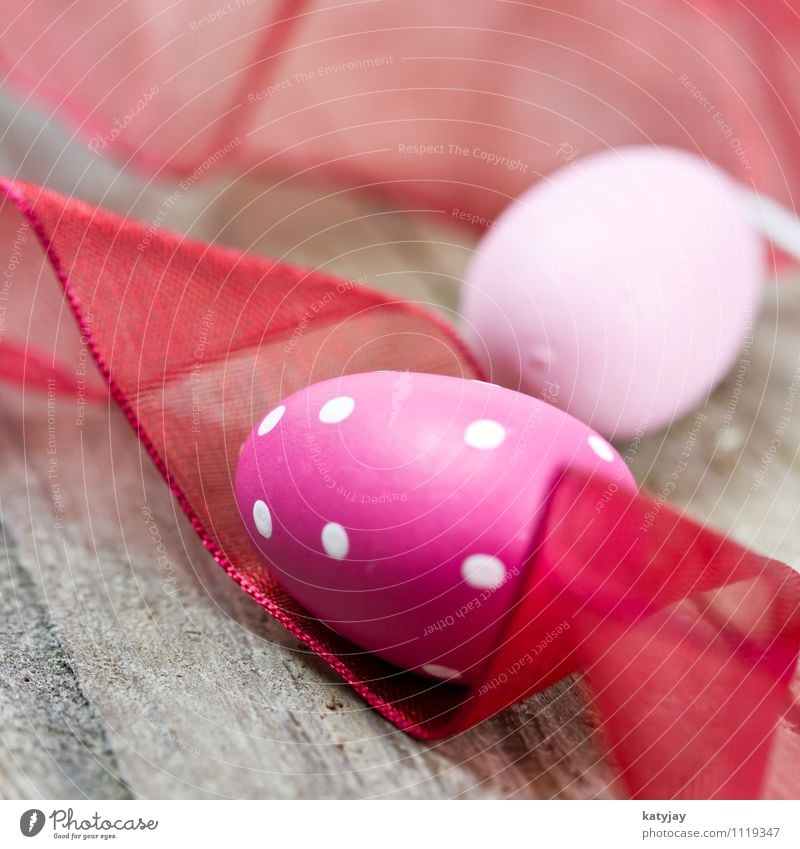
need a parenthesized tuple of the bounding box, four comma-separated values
(257, 404, 286, 436)
(588, 434, 615, 462)
(461, 554, 506, 589)
(319, 396, 355, 424)
(322, 522, 349, 559)
(464, 418, 506, 450)
(253, 500, 273, 539)
(422, 664, 461, 681)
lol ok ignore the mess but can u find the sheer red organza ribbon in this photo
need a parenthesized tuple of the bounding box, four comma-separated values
(4, 1, 800, 220)
(1, 177, 798, 799)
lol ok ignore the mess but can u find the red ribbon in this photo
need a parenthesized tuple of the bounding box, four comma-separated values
(2, 177, 798, 798)
(5, 1, 800, 228)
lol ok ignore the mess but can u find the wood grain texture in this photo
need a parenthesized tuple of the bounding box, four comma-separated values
(0, 90, 798, 799)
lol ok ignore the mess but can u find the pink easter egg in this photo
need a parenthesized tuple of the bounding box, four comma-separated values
(235, 371, 633, 684)
(460, 146, 765, 439)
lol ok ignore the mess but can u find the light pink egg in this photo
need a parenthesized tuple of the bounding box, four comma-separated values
(461, 146, 765, 439)
(235, 371, 633, 684)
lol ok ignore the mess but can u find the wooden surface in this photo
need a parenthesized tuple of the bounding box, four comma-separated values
(1, 92, 800, 800)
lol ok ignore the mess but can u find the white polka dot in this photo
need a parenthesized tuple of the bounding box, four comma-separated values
(319, 396, 355, 424)
(257, 405, 285, 436)
(461, 554, 506, 589)
(464, 419, 506, 450)
(253, 500, 272, 539)
(588, 434, 615, 462)
(422, 664, 461, 681)
(322, 522, 349, 559)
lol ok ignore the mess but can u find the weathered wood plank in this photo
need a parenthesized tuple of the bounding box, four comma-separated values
(0, 513, 132, 799)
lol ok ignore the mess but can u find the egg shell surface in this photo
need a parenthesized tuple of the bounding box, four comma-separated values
(235, 371, 634, 684)
(460, 146, 765, 439)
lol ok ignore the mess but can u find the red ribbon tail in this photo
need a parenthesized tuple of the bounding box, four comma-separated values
(452, 469, 800, 798)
